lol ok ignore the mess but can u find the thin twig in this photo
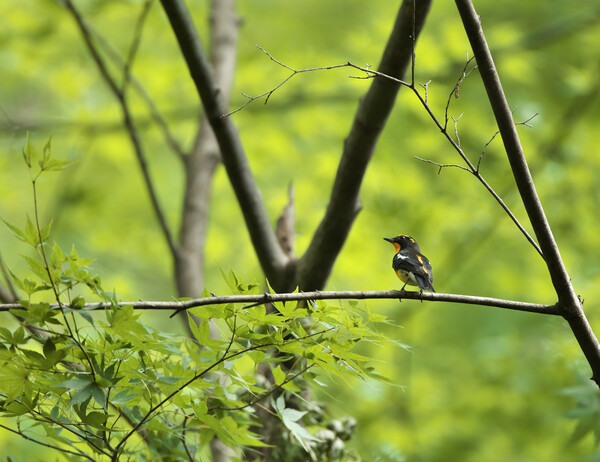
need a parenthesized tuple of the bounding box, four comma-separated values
(406, 66, 544, 257)
(64, 0, 178, 258)
(180, 416, 195, 462)
(91, 28, 186, 158)
(451, 113, 464, 147)
(121, 0, 154, 94)
(478, 129, 500, 172)
(444, 54, 477, 131)
(414, 156, 471, 174)
(226, 46, 353, 117)
(418, 80, 431, 104)
(478, 114, 538, 172)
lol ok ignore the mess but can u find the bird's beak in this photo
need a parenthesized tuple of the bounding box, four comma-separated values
(383, 237, 394, 243)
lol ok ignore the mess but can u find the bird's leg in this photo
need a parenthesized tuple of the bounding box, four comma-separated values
(398, 282, 408, 302)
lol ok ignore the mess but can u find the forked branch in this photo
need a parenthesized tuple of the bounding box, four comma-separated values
(230, 52, 543, 258)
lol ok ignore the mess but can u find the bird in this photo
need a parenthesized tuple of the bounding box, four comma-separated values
(384, 234, 435, 293)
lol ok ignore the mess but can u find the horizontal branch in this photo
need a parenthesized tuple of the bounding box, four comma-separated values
(0, 291, 559, 318)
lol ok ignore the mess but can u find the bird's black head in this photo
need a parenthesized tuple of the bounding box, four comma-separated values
(383, 234, 420, 253)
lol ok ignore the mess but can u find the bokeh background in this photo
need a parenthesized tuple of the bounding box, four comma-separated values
(1, 0, 600, 460)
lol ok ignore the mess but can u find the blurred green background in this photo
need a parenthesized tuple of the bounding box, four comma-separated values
(1, 0, 600, 460)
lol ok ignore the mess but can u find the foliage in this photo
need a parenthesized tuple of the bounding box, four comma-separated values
(0, 138, 391, 461)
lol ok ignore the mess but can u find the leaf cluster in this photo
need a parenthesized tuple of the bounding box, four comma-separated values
(0, 138, 393, 461)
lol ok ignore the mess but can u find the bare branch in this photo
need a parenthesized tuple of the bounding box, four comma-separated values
(226, 47, 355, 117)
(451, 113, 463, 146)
(0, 284, 13, 304)
(444, 54, 477, 131)
(0, 290, 559, 317)
(90, 28, 186, 158)
(455, 0, 573, 298)
(455, 0, 600, 384)
(478, 114, 537, 174)
(418, 80, 432, 104)
(121, 0, 153, 94)
(64, 0, 178, 258)
(518, 112, 538, 128)
(478, 129, 500, 172)
(414, 156, 471, 174)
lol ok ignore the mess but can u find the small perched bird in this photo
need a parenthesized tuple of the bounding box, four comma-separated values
(384, 234, 435, 293)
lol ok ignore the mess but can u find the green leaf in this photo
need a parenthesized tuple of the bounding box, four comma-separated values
(69, 245, 94, 267)
(157, 375, 185, 385)
(42, 337, 56, 357)
(22, 255, 51, 283)
(44, 158, 76, 172)
(569, 413, 595, 444)
(18, 302, 58, 326)
(12, 326, 27, 345)
(0, 362, 29, 402)
(111, 389, 141, 405)
(220, 416, 269, 447)
(70, 296, 85, 309)
(39, 135, 52, 170)
(90, 383, 107, 410)
(22, 278, 37, 295)
(0, 327, 13, 343)
(272, 365, 286, 386)
(22, 132, 34, 168)
(50, 242, 65, 269)
(1, 400, 30, 416)
(70, 385, 93, 407)
(82, 411, 108, 429)
(58, 376, 93, 390)
(189, 318, 210, 345)
(273, 395, 319, 452)
(2, 219, 27, 242)
(24, 214, 39, 247)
